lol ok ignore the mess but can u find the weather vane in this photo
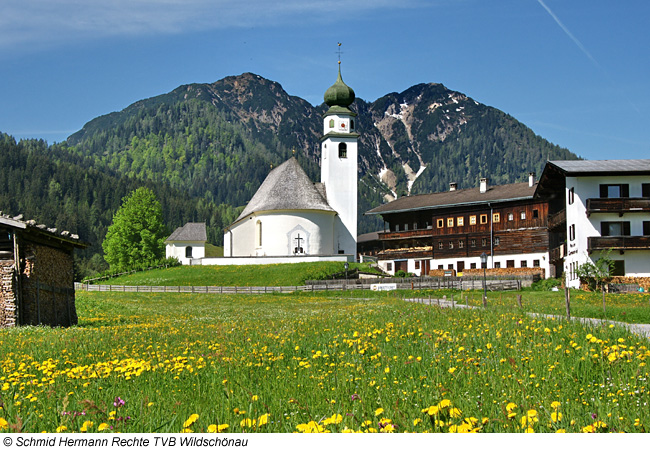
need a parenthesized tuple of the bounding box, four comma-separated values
(336, 42, 343, 65)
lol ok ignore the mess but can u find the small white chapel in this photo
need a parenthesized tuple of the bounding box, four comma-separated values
(166, 64, 359, 265)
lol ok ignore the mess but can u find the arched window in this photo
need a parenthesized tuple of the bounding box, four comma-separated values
(338, 143, 347, 158)
(329, 119, 335, 128)
(185, 246, 193, 259)
(256, 220, 262, 248)
(350, 119, 355, 130)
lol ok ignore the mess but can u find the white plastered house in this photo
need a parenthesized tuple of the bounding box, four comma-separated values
(165, 222, 207, 265)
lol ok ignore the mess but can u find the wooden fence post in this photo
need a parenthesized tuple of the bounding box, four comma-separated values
(602, 287, 606, 316)
(564, 287, 571, 319)
(517, 294, 522, 308)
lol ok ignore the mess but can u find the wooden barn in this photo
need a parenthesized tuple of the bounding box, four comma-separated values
(0, 213, 86, 328)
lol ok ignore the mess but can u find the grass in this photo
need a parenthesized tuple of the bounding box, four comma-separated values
(94, 262, 380, 287)
(0, 290, 648, 433)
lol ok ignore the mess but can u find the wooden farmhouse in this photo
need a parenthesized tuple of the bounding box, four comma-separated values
(1, 213, 86, 328)
(365, 174, 555, 278)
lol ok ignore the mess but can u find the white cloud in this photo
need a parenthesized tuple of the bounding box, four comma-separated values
(0, 0, 415, 50)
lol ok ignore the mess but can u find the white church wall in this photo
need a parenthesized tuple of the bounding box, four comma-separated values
(201, 254, 353, 266)
(165, 241, 205, 265)
(226, 210, 336, 257)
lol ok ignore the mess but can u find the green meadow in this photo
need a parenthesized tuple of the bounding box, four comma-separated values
(1, 288, 648, 433)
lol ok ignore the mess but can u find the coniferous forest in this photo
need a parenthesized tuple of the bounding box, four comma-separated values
(0, 73, 578, 278)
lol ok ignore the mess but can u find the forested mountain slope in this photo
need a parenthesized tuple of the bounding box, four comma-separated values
(1, 73, 578, 275)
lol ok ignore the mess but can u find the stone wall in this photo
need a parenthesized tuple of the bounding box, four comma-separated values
(1, 261, 17, 327)
(19, 242, 77, 327)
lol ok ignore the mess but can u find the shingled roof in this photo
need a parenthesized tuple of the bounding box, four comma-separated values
(0, 213, 86, 248)
(231, 158, 334, 225)
(366, 181, 537, 215)
(165, 222, 207, 243)
(547, 159, 650, 175)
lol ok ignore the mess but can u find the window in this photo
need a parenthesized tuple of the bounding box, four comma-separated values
(438, 241, 443, 250)
(185, 246, 193, 259)
(644, 221, 650, 236)
(507, 260, 515, 268)
(387, 263, 393, 271)
(338, 143, 347, 158)
(449, 241, 454, 249)
(600, 184, 629, 198)
(350, 119, 355, 130)
(508, 213, 514, 221)
(448, 264, 454, 270)
(601, 221, 630, 236)
(533, 209, 539, 219)
(494, 237, 500, 246)
(470, 263, 477, 269)
(569, 224, 575, 241)
(493, 213, 500, 223)
(520, 211, 526, 220)
(469, 215, 477, 225)
(494, 262, 501, 269)
(447, 218, 454, 227)
(470, 239, 476, 248)
(413, 222, 418, 230)
(329, 119, 335, 128)
(611, 260, 625, 276)
(533, 260, 540, 267)
(404, 223, 409, 231)
(480, 214, 488, 224)
(395, 224, 400, 232)
(457, 217, 464, 226)
(643, 184, 650, 198)
(481, 238, 487, 247)
(568, 187, 575, 205)
(458, 240, 464, 249)
(438, 265, 444, 270)
(437, 219, 444, 228)
(256, 220, 262, 247)
(521, 260, 528, 268)
(415, 261, 420, 270)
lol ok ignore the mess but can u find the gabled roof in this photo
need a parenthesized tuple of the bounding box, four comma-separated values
(231, 157, 334, 225)
(165, 222, 207, 243)
(547, 159, 650, 175)
(366, 182, 537, 215)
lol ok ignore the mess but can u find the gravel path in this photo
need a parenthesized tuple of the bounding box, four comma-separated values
(404, 297, 650, 340)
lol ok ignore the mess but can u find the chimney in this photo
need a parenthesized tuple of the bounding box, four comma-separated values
(449, 182, 458, 191)
(529, 172, 536, 187)
(480, 177, 488, 194)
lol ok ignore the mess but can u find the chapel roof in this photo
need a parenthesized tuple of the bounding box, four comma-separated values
(546, 159, 650, 175)
(232, 157, 334, 225)
(165, 222, 207, 243)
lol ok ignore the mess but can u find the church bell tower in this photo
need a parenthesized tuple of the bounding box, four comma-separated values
(320, 62, 358, 256)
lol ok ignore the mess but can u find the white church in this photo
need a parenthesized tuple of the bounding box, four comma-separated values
(166, 65, 358, 265)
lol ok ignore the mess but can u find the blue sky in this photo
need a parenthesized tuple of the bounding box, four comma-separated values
(1, 0, 648, 160)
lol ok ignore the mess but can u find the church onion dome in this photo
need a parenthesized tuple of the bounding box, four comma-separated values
(324, 66, 355, 109)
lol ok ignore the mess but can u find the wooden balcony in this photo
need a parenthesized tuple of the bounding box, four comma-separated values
(547, 209, 566, 230)
(377, 248, 433, 260)
(550, 245, 565, 262)
(588, 236, 650, 251)
(378, 229, 434, 240)
(586, 198, 650, 216)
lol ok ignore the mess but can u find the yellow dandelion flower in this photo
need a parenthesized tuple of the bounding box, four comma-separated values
(556, 429, 566, 433)
(375, 408, 384, 416)
(524, 427, 535, 433)
(449, 407, 462, 419)
(257, 414, 270, 426)
(551, 412, 562, 423)
(550, 401, 561, 409)
(80, 420, 94, 432)
(181, 428, 193, 433)
(438, 399, 452, 409)
(98, 423, 110, 431)
(384, 367, 390, 374)
(240, 418, 255, 428)
(183, 414, 199, 428)
(251, 395, 259, 401)
(448, 367, 457, 374)
(413, 418, 422, 426)
(218, 424, 229, 432)
(55, 425, 67, 433)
